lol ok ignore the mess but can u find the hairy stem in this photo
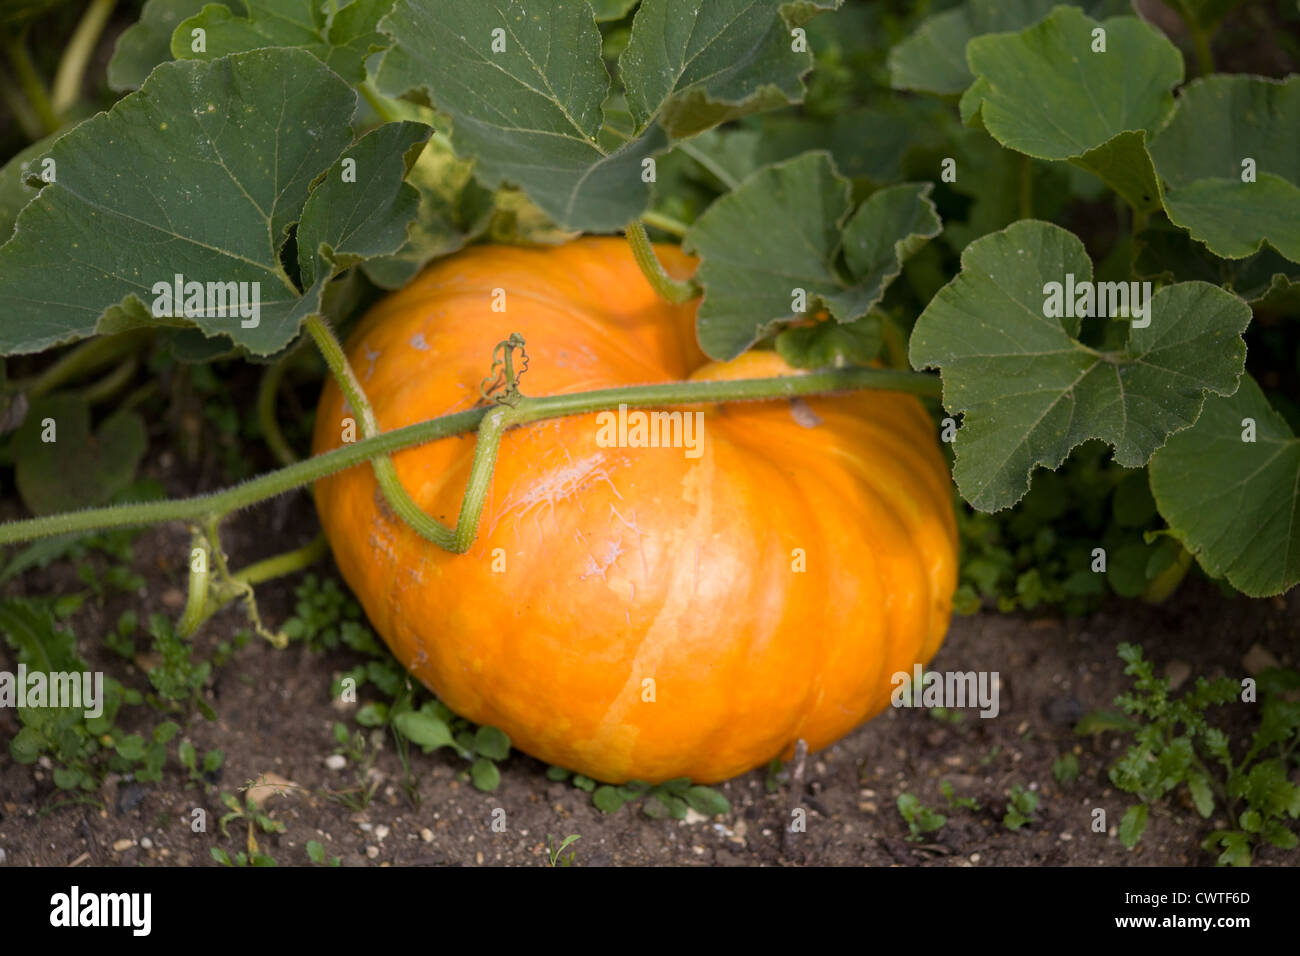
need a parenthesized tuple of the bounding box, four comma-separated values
(304, 314, 463, 547)
(0, 365, 941, 547)
(257, 348, 301, 467)
(176, 529, 211, 638)
(640, 210, 690, 239)
(51, 0, 117, 115)
(625, 222, 699, 305)
(16, 329, 152, 399)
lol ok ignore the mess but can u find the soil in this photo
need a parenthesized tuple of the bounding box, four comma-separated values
(1, 458, 1297, 868)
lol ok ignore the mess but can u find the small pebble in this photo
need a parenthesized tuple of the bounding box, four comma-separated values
(140, 837, 153, 849)
(365, 845, 379, 859)
(421, 828, 434, 843)
(325, 755, 346, 771)
(375, 825, 390, 841)
(112, 838, 134, 852)
(0, 848, 7, 865)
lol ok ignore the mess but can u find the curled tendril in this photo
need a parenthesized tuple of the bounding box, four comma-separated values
(478, 333, 529, 407)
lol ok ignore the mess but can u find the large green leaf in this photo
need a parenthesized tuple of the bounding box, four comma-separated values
(1150, 374, 1300, 597)
(683, 152, 940, 360)
(0, 50, 420, 357)
(1148, 75, 1300, 263)
(376, 0, 836, 232)
(360, 135, 495, 290)
(620, 0, 836, 139)
(887, 0, 1131, 96)
(13, 394, 148, 516)
(1135, 219, 1300, 310)
(172, 0, 391, 83)
(962, 7, 1182, 212)
(910, 220, 1251, 512)
(377, 0, 652, 232)
(296, 121, 430, 288)
(0, 133, 61, 243)
(107, 0, 214, 90)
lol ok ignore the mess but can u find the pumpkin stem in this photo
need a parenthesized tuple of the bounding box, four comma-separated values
(303, 313, 514, 554)
(0, 366, 941, 547)
(479, 333, 529, 408)
(625, 221, 699, 305)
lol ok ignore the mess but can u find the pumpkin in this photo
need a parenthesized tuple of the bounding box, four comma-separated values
(311, 237, 958, 784)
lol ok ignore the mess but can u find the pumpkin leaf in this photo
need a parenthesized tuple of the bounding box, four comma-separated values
(0, 132, 61, 243)
(1149, 374, 1300, 598)
(961, 7, 1182, 213)
(377, 0, 659, 233)
(360, 135, 495, 290)
(0, 49, 428, 357)
(376, 0, 838, 232)
(775, 316, 882, 369)
(1148, 75, 1300, 263)
(619, 0, 837, 140)
(296, 121, 431, 288)
(684, 152, 940, 360)
(589, 0, 639, 20)
(1134, 220, 1300, 310)
(13, 394, 147, 516)
(172, 0, 391, 84)
(593, 785, 626, 813)
(887, 0, 1130, 96)
(909, 220, 1251, 512)
(107, 0, 211, 91)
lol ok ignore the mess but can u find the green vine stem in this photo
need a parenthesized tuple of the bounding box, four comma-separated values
(232, 534, 329, 587)
(879, 315, 910, 371)
(303, 313, 470, 548)
(0, 363, 940, 549)
(176, 529, 210, 638)
(640, 210, 690, 239)
(1188, 21, 1215, 78)
(78, 355, 138, 404)
(2, 33, 58, 136)
(359, 80, 403, 123)
(51, 0, 117, 115)
(626, 221, 700, 305)
(187, 534, 329, 636)
(10, 329, 152, 399)
(257, 348, 301, 467)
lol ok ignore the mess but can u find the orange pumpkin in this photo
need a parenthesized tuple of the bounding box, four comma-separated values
(311, 237, 958, 784)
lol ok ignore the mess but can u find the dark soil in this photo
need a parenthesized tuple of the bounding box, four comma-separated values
(1, 466, 1297, 868)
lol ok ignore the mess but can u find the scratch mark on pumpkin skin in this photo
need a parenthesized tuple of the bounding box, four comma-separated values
(579, 537, 627, 581)
(608, 503, 648, 582)
(490, 451, 624, 546)
(361, 342, 381, 381)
